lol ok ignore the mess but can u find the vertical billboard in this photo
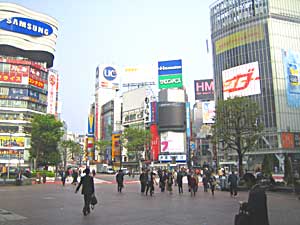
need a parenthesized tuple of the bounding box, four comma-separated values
(47, 70, 58, 115)
(150, 124, 159, 161)
(202, 101, 215, 124)
(194, 79, 214, 100)
(158, 59, 183, 89)
(222, 61, 261, 100)
(282, 49, 300, 108)
(160, 131, 185, 153)
(112, 133, 121, 160)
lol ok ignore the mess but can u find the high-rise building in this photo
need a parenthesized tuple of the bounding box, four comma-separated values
(0, 3, 58, 169)
(210, 0, 300, 170)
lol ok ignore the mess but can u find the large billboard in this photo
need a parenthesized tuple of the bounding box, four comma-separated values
(194, 79, 214, 101)
(222, 61, 261, 100)
(282, 49, 300, 108)
(158, 59, 183, 89)
(96, 65, 120, 90)
(202, 101, 215, 124)
(121, 64, 156, 86)
(150, 124, 159, 161)
(160, 131, 185, 153)
(158, 102, 186, 132)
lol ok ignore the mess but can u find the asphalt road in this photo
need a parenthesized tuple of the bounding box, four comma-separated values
(0, 176, 299, 225)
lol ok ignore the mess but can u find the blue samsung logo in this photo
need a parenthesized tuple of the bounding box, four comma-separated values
(103, 66, 117, 81)
(0, 17, 53, 37)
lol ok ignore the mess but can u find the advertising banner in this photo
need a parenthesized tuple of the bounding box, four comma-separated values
(281, 132, 294, 149)
(186, 102, 191, 138)
(0, 73, 22, 84)
(282, 49, 300, 108)
(158, 154, 186, 162)
(96, 65, 120, 90)
(112, 133, 121, 160)
(47, 70, 58, 114)
(160, 131, 185, 153)
(158, 59, 182, 76)
(202, 101, 215, 124)
(150, 101, 157, 123)
(222, 61, 261, 100)
(159, 74, 183, 89)
(0, 136, 25, 147)
(194, 79, 214, 100)
(0, 149, 24, 163)
(150, 124, 159, 161)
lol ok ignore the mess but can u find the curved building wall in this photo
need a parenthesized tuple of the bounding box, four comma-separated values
(0, 3, 58, 67)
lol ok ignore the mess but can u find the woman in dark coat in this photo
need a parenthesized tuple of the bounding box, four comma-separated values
(247, 184, 270, 225)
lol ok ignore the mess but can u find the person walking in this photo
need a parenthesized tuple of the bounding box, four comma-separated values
(177, 168, 185, 194)
(247, 183, 270, 225)
(145, 170, 156, 196)
(71, 169, 79, 185)
(139, 169, 147, 194)
(166, 171, 174, 194)
(61, 170, 66, 186)
(75, 168, 95, 216)
(190, 172, 199, 196)
(116, 170, 124, 193)
(208, 173, 217, 196)
(202, 174, 209, 192)
(159, 170, 167, 192)
(228, 171, 238, 197)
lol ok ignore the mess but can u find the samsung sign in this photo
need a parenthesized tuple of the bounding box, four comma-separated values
(158, 59, 182, 76)
(0, 17, 53, 37)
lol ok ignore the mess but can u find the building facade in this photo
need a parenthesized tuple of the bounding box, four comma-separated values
(210, 0, 300, 171)
(0, 3, 58, 170)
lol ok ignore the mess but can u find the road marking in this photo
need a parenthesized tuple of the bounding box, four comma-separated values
(0, 209, 26, 222)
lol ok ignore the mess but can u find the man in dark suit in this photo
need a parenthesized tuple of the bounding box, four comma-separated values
(75, 168, 95, 216)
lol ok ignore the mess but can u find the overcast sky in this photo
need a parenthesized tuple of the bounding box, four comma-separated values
(1, 0, 214, 134)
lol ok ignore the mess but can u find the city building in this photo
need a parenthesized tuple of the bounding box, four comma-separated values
(210, 0, 300, 171)
(0, 3, 58, 170)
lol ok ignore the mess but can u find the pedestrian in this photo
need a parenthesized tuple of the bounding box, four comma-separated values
(145, 170, 157, 196)
(190, 172, 199, 196)
(116, 170, 124, 193)
(71, 169, 79, 185)
(209, 173, 217, 196)
(173, 169, 178, 186)
(228, 171, 238, 197)
(177, 167, 185, 194)
(92, 169, 96, 177)
(61, 170, 66, 186)
(75, 168, 95, 216)
(159, 170, 167, 192)
(247, 183, 270, 225)
(202, 174, 209, 192)
(166, 171, 174, 194)
(187, 169, 192, 192)
(139, 169, 147, 194)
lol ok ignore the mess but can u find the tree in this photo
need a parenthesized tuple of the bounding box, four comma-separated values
(262, 154, 276, 176)
(212, 97, 264, 176)
(60, 139, 78, 170)
(30, 114, 64, 169)
(95, 139, 111, 162)
(120, 127, 152, 162)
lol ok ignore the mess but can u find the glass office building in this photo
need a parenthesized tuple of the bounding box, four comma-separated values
(210, 0, 300, 169)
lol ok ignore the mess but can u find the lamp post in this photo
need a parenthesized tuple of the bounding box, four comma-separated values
(7, 133, 12, 179)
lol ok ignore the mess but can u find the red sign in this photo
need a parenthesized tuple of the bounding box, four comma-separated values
(0, 73, 22, 83)
(150, 124, 160, 161)
(281, 132, 294, 149)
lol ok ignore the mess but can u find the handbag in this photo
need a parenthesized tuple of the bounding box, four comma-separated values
(90, 194, 98, 209)
(234, 202, 250, 225)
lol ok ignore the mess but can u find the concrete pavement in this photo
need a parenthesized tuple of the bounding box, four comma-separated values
(0, 181, 299, 225)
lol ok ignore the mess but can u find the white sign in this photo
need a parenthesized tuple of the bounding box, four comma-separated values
(222, 61, 261, 100)
(47, 70, 58, 115)
(160, 131, 185, 153)
(202, 101, 215, 124)
(158, 154, 186, 162)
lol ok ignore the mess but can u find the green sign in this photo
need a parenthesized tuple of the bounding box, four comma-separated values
(158, 74, 183, 89)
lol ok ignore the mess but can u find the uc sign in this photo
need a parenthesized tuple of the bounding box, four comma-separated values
(0, 17, 53, 37)
(103, 66, 117, 81)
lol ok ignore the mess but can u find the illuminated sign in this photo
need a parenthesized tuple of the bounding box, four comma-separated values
(282, 49, 300, 108)
(160, 131, 185, 153)
(159, 74, 183, 89)
(158, 154, 186, 162)
(194, 79, 214, 100)
(47, 71, 58, 115)
(158, 59, 182, 76)
(103, 66, 117, 81)
(215, 25, 264, 55)
(0, 17, 53, 37)
(202, 101, 215, 124)
(222, 61, 261, 100)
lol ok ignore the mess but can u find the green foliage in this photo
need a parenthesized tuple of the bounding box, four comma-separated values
(30, 114, 64, 167)
(284, 154, 293, 185)
(60, 139, 81, 170)
(32, 170, 55, 177)
(95, 139, 111, 156)
(120, 127, 151, 159)
(262, 154, 275, 176)
(212, 97, 264, 176)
